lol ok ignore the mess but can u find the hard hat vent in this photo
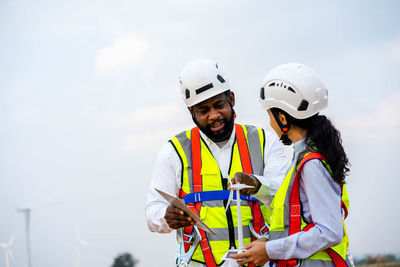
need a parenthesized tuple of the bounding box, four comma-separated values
(185, 89, 190, 99)
(195, 83, 214, 95)
(217, 75, 226, 83)
(260, 87, 265, 100)
(297, 99, 309, 111)
(269, 82, 296, 94)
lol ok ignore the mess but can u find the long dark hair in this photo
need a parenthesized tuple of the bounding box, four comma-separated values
(272, 108, 350, 184)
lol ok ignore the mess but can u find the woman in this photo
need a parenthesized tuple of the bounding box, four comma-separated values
(231, 63, 352, 267)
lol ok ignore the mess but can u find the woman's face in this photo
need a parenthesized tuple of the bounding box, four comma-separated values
(267, 109, 281, 137)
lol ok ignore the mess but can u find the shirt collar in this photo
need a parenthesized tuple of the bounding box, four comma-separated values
(293, 138, 307, 154)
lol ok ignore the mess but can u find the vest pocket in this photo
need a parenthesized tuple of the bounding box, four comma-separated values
(199, 206, 208, 220)
(200, 166, 219, 175)
(270, 206, 285, 231)
(200, 168, 223, 191)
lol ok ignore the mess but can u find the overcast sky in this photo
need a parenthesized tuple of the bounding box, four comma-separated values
(1, 1, 400, 266)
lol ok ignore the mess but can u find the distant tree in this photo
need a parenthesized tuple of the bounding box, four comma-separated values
(354, 257, 366, 266)
(111, 252, 139, 267)
(386, 254, 396, 262)
(354, 254, 399, 265)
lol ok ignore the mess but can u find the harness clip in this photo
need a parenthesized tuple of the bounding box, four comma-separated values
(249, 221, 269, 239)
(175, 226, 201, 267)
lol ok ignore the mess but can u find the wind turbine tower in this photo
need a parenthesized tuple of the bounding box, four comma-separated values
(75, 224, 89, 267)
(17, 201, 60, 267)
(18, 208, 32, 267)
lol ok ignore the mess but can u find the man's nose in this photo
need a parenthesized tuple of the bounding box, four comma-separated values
(208, 108, 220, 120)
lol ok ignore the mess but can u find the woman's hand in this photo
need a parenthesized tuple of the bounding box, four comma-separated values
(231, 172, 261, 196)
(230, 239, 270, 266)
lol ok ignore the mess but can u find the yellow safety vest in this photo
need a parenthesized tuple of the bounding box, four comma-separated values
(170, 124, 270, 265)
(269, 150, 351, 267)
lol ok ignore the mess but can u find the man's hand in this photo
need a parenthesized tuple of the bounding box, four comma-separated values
(164, 205, 195, 229)
(232, 172, 261, 196)
(230, 239, 270, 266)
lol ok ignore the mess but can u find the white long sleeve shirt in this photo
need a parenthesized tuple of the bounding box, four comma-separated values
(145, 127, 288, 267)
(266, 139, 345, 260)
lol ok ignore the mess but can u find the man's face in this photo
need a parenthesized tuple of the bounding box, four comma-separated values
(189, 92, 235, 142)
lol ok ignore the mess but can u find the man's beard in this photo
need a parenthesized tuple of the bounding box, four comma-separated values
(193, 114, 235, 143)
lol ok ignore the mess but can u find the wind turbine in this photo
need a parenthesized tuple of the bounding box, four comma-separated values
(0, 234, 16, 267)
(222, 181, 254, 261)
(17, 208, 32, 267)
(75, 224, 89, 267)
(17, 201, 60, 267)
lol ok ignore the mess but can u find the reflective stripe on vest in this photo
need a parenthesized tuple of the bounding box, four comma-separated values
(270, 151, 351, 267)
(170, 124, 268, 266)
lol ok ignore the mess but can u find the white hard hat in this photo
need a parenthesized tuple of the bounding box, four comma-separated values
(259, 63, 328, 119)
(179, 59, 231, 107)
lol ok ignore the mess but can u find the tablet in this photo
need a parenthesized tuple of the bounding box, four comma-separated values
(155, 188, 216, 235)
(221, 249, 247, 261)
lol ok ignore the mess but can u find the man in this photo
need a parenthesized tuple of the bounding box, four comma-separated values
(145, 59, 288, 267)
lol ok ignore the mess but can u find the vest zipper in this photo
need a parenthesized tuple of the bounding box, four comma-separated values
(222, 175, 236, 249)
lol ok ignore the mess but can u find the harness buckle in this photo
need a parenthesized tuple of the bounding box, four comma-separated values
(182, 232, 193, 244)
(289, 259, 301, 267)
(249, 221, 269, 239)
(175, 226, 201, 267)
(278, 259, 301, 267)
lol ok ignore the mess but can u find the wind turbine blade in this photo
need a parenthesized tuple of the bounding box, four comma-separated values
(7, 249, 15, 263)
(230, 183, 255, 190)
(227, 176, 233, 187)
(17, 207, 30, 213)
(225, 189, 234, 213)
(224, 175, 235, 213)
(0, 243, 6, 248)
(80, 239, 89, 246)
(17, 200, 62, 212)
(8, 234, 16, 246)
(75, 224, 81, 240)
(75, 223, 89, 247)
(31, 200, 62, 211)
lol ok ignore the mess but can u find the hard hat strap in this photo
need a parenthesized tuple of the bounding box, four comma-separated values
(271, 108, 292, 145)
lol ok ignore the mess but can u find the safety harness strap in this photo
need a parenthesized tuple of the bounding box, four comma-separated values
(249, 200, 269, 238)
(326, 248, 348, 267)
(191, 127, 203, 197)
(235, 124, 253, 174)
(289, 152, 323, 235)
(188, 127, 217, 266)
(183, 190, 258, 204)
(235, 124, 259, 267)
(278, 152, 348, 267)
(340, 184, 348, 219)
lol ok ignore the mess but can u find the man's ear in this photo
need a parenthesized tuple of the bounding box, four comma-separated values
(229, 91, 235, 107)
(188, 107, 195, 117)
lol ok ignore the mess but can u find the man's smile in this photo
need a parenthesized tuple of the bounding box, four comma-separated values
(210, 120, 225, 133)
